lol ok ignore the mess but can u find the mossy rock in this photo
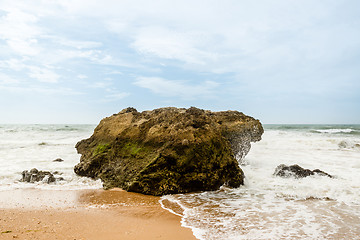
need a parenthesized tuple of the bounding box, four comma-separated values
(74, 107, 263, 195)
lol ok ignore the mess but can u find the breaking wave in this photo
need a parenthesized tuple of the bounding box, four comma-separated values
(161, 124, 360, 239)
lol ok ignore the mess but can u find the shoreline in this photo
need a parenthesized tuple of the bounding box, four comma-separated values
(0, 188, 197, 240)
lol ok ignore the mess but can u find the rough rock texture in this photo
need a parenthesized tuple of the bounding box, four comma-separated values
(21, 168, 64, 183)
(274, 164, 333, 178)
(74, 107, 263, 195)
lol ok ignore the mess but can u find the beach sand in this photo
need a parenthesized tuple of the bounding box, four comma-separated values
(0, 188, 196, 240)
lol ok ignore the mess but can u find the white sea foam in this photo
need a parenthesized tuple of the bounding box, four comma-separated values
(161, 125, 360, 239)
(2, 124, 360, 239)
(0, 124, 103, 191)
(314, 128, 354, 134)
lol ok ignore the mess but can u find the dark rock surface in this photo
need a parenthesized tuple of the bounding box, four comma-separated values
(274, 164, 333, 178)
(53, 158, 64, 162)
(74, 107, 263, 195)
(21, 168, 64, 183)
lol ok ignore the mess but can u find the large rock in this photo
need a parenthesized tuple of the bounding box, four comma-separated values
(74, 107, 263, 195)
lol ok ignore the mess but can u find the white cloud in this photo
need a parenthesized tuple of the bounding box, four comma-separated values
(91, 81, 112, 89)
(0, 8, 42, 56)
(106, 70, 123, 75)
(0, 8, 40, 39)
(134, 76, 219, 100)
(103, 92, 130, 102)
(106, 21, 129, 35)
(0, 72, 20, 85)
(0, 58, 27, 71)
(28, 66, 60, 83)
(132, 27, 217, 65)
(0, 59, 60, 84)
(6, 38, 41, 56)
(49, 49, 132, 67)
(0, 85, 82, 95)
(55, 38, 102, 49)
(77, 74, 88, 79)
(1, 0, 354, 73)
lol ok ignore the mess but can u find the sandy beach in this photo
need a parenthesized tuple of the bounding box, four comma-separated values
(0, 188, 196, 240)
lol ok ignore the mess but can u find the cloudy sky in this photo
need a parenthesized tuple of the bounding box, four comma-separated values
(0, 0, 359, 124)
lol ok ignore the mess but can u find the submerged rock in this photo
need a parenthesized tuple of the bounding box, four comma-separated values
(74, 107, 263, 195)
(338, 140, 360, 150)
(274, 164, 333, 178)
(21, 168, 64, 183)
(53, 158, 64, 162)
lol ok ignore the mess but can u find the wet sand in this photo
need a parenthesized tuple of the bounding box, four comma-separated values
(0, 188, 196, 240)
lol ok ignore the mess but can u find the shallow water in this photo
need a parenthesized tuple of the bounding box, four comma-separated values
(0, 124, 102, 191)
(1, 124, 360, 239)
(162, 125, 360, 239)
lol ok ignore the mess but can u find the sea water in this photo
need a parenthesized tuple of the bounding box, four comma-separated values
(1, 124, 360, 239)
(0, 124, 102, 191)
(162, 124, 360, 239)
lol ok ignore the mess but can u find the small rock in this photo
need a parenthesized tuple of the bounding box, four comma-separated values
(21, 168, 62, 183)
(274, 164, 333, 179)
(53, 158, 64, 162)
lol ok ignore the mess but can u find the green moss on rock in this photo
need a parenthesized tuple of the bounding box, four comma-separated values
(93, 143, 110, 156)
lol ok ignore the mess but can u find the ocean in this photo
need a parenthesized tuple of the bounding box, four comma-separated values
(0, 124, 102, 191)
(1, 124, 360, 239)
(162, 124, 360, 239)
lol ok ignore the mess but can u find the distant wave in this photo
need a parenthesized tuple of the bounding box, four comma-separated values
(314, 129, 355, 134)
(0, 124, 95, 133)
(264, 124, 360, 135)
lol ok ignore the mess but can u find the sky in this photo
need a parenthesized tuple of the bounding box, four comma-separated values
(0, 0, 359, 124)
